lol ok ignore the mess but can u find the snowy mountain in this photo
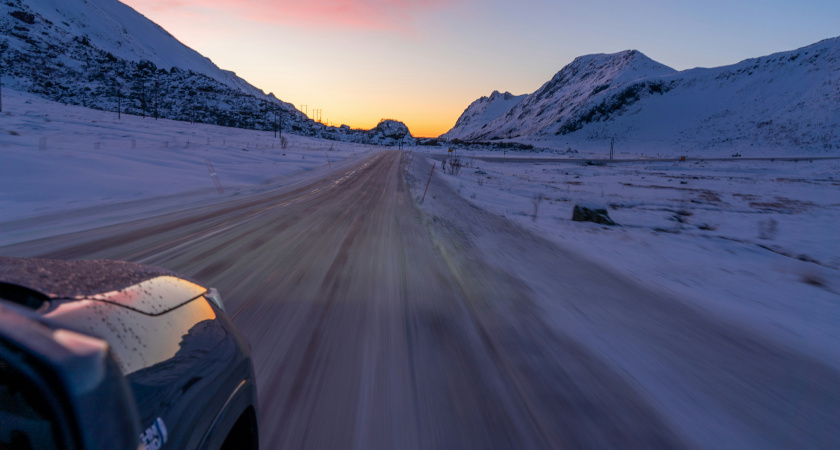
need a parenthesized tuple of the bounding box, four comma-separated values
(443, 39, 840, 152)
(18, 0, 269, 100)
(443, 50, 675, 141)
(439, 91, 526, 140)
(0, 0, 414, 144)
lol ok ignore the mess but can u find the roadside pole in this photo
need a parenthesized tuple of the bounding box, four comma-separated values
(205, 159, 225, 194)
(405, 151, 415, 171)
(421, 162, 436, 203)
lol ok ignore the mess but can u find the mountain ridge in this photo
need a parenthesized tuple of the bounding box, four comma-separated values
(11, 0, 271, 100)
(440, 90, 526, 140)
(442, 38, 840, 152)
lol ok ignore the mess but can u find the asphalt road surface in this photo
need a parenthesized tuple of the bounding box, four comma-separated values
(3, 150, 838, 449)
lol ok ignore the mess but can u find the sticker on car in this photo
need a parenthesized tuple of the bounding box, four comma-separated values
(140, 417, 168, 450)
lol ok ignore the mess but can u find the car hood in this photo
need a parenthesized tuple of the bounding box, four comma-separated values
(0, 257, 207, 315)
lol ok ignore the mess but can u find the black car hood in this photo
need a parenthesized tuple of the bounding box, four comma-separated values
(0, 257, 208, 315)
(0, 257, 182, 299)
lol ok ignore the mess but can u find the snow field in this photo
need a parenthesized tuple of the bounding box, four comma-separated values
(0, 89, 378, 222)
(0, 89, 382, 245)
(420, 150, 840, 368)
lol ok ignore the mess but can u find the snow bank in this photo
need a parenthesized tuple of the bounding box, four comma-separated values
(0, 89, 380, 244)
(417, 149, 840, 369)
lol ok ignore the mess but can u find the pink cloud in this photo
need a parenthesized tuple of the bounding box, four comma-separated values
(130, 0, 455, 32)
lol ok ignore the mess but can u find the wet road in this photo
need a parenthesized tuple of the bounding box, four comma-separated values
(3, 150, 838, 449)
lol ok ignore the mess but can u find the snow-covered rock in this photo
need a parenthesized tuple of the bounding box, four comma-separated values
(368, 119, 413, 145)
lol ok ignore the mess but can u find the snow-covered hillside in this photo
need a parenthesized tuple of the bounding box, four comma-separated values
(0, 88, 380, 243)
(0, 0, 415, 144)
(440, 91, 526, 140)
(443, 39, 840, 153)
(25, 0, 270, 100)
(443, 50, 674, 141)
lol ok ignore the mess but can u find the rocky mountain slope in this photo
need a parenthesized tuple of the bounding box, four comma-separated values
(443, 39, 840, 152)
(0, 0, 413, 145)
(440, 90, 526, 140)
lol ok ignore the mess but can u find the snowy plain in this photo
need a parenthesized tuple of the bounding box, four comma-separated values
(413, 145, 840, 371)
(0, 89, 378, 245)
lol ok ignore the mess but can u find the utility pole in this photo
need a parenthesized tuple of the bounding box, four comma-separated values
(302, 105, 308, 117)
(274, 109, 278, 138)
(141, 82, 146, 118)
(0, 42, 7, 113)
(610, 137, 614, 160)
(154, 81, 158, 120)
(117, 87, 121, 119)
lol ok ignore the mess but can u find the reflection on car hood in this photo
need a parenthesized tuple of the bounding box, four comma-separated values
(80, 276, 207, 315)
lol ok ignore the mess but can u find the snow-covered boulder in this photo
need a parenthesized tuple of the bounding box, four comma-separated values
(368, 120, 415, 145)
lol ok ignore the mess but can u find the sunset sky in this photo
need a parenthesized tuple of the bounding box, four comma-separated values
(122, 0, 839, 137)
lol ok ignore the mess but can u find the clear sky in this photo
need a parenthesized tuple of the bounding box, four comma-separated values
(122, 0, 839, 137)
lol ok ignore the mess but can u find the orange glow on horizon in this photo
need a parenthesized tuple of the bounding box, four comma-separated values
(122, 0, 480, 139)
(317, 115, 457, 139)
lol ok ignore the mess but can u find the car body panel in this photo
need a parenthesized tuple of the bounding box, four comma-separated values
(0, 303, 142, 450)
(43, 294, 221, 375)
(0, 257, 258, 450)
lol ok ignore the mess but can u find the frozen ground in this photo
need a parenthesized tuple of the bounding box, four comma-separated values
(0, 89, 380, 244)
(420, 135, 840, 159)
(414, 148, 840, 369)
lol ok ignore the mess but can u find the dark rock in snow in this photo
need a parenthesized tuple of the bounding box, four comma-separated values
(367, 120, 413, 146)
(572, 204, 616, 225)
(370, 120, 410, 140)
